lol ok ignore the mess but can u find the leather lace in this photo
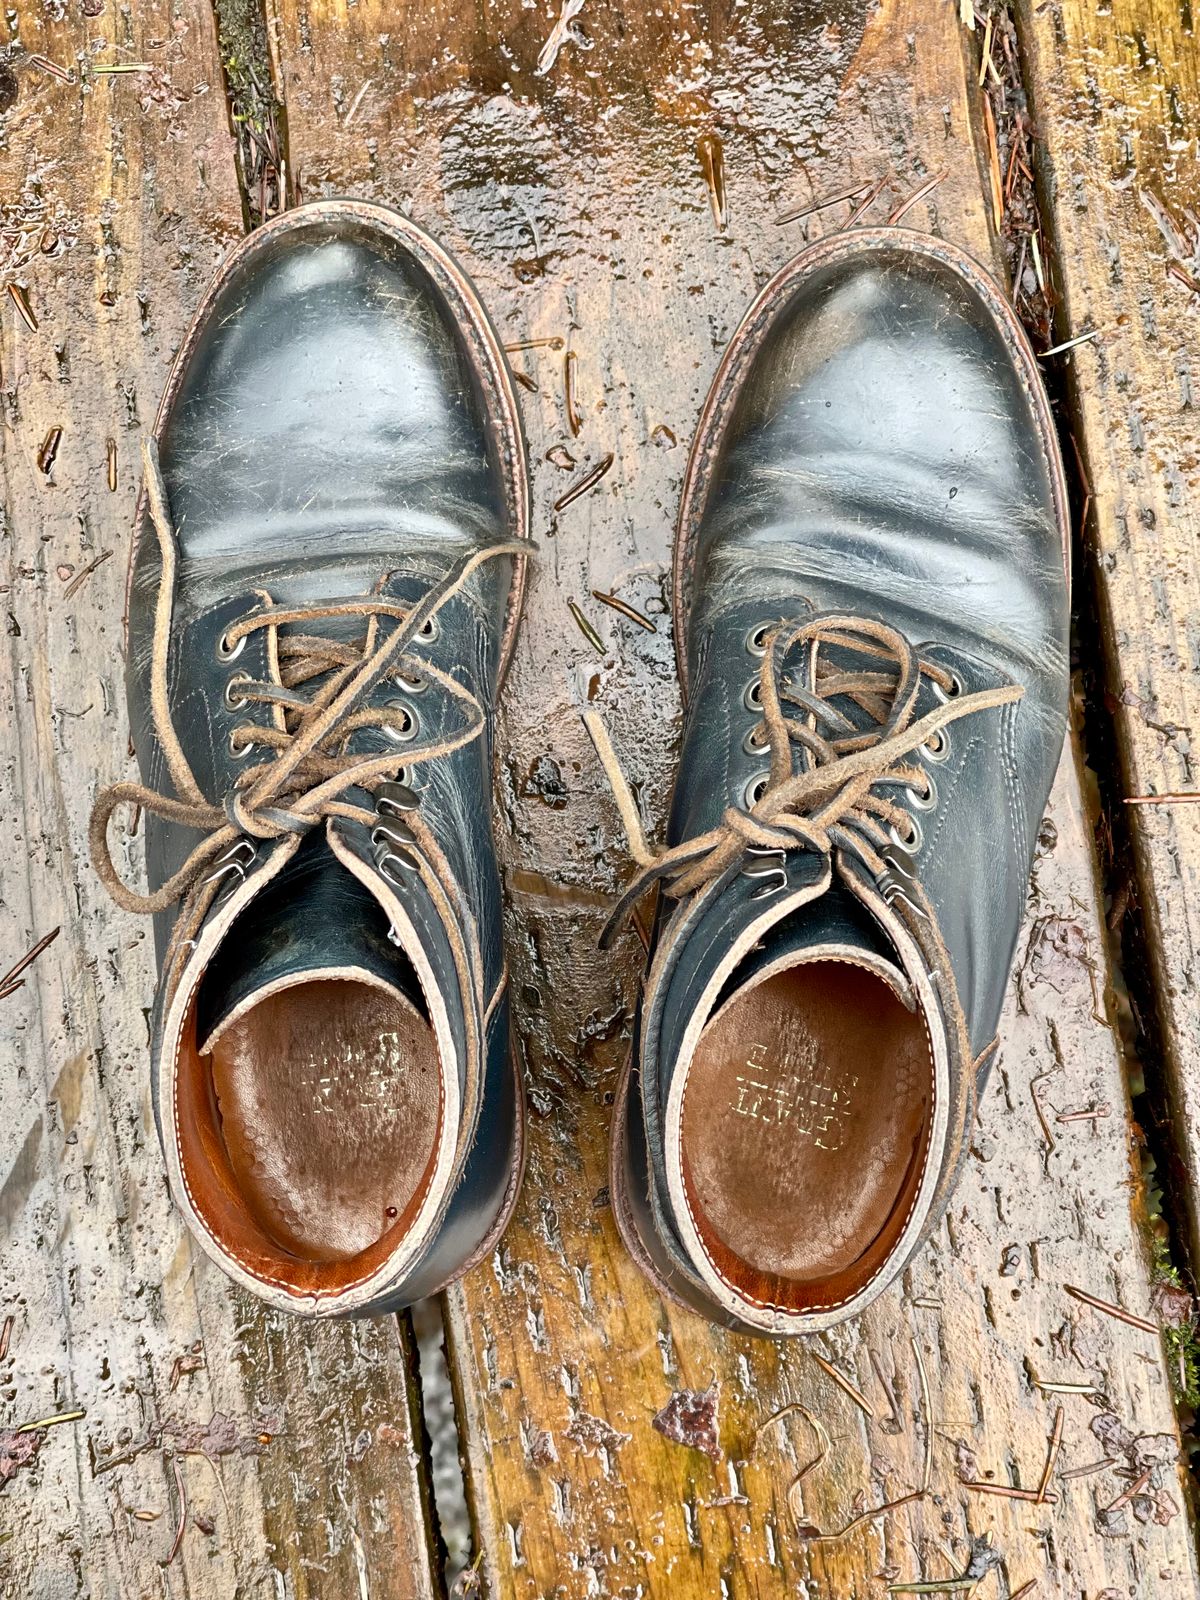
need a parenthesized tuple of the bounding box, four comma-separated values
(91, 439, 524, 923)
(586, 613, 1023, 942)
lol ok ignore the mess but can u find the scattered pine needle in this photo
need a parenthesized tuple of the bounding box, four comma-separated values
(1167, 261, 1200, 297)
(1029, 1067, 1057, 1159)
(888, 171, 948, 226)
(811, 1351, 874, 1418)
(512, 370, 539, 394)
(1031, 233, 1046, 294)
(0, 1317, 12, 1361)
(30, 54, 73, 82)
(1102, 1468, 1151, 1513)
(63, 549, 112, 600)
(563, 349, 582, 437)
(567, 599, 605, 657)
(977, 11, 993, 85)
(1063, 1283, 1157, 1334)
(961, 1481, 1058, 1505)
(1055, 1104, 1110, 1123)
(0, 926, 60, 1002)
(912, 1334, 933, 1492)
(164, 1454, 187, 1567)
(553, 452, 614, 513)
(7, 282, 37, 333)
(106, 437, 118, 492)
(776, 181, 872, 226)
(844, 174, 890, 230)
(1126, 791, 1200, 806)
(1035, 1406, 1064, 1503)
(91, 62, 150, 74)
(812, 1489, 925, 1543)
(981, 96, 1004, 234)
(1059, 1455, 1117, 1481)
(38, 426, 62, 475)
(17, 1406, 86, 1434)
(1033, 1378, 1102, 1397)
(888, 1582, 975, 1595)
(1010, 1583, 1037, 1600)
(505, 336, 565, 353)
(1039, 329, 1101, 359)
(591, 590, 656, 632)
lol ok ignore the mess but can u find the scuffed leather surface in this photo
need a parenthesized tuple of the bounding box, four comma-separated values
(681, 241, 1068, 1057)
(626, 234, 1069, 1331)
(128, 206, 522, 1310)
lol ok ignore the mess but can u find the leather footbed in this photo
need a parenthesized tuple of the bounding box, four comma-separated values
(175, 979, 442, 1292)
(680, 960, 932, 1315)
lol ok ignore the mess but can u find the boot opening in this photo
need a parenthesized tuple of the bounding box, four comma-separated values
(172, 971, 446, 1297)
(679, 959, 933, 1317)
(208, 975, 442, 1263)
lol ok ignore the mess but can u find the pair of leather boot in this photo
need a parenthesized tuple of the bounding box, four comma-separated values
(91, 201, 1068, 1334)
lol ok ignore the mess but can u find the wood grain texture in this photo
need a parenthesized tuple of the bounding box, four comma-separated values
(1015, 0, 1200, 1260)
(0, 4, 437, 1595)
(267, 1, 1199, 1594)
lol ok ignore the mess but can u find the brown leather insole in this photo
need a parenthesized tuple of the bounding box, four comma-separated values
(681, 960, 932, 1314)
(208, 978, 441, 1263)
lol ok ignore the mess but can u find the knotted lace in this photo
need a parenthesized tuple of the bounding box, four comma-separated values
(586, 613, 1023, 943)
(90, 439, 524, 922)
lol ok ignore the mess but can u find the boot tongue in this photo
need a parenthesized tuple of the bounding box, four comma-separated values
(713, 878, 913, 1015)
(195, 831, 427, 1055)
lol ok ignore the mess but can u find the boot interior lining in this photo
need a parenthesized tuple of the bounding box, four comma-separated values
(680, 960, 933, 1316)
(175, 977, 444, 1295)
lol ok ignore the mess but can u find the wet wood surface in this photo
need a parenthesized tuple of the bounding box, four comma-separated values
(0, 3, 438, 1596)
(3, 0, 1198, 1594)
(268, 0, 1200, 1595)
(1015, 0, 1200, 1265)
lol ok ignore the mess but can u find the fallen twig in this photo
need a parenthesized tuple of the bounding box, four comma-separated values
(63, 550, 112, 600)
(1064, 1283, 1157, 1334)
(1, 926, 60, 1001)
(811, 1351, 874, 1418)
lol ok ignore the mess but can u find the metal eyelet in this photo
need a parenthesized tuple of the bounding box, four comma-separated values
(224, 675, 251, 710)
(376, 847, 420, 884)
(744, 772, 768, 808)
(419, 614, 440, 643)
(932, 669, 964, 703)
(377, 776, 420, 814)
(383, 704, 420, 745)
(743, 680, 763, 711)
(742, 845, 787, 901)
(907, 775, 938, 811)
(216, 630, 246, 662)
(372, 818, 417, 850)
(745, 623, 769, 658)
(229, 730, 253, 759)
(202, 836, 257, 891)
(922, 727, 952, 763)
(890, 814, 923, 853)
(399, 669, 427, 695)
(743, 725, 768, 755)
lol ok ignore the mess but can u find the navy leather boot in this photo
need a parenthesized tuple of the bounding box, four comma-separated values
(91, 201, 529, 1315)
(606, 229, 1070, 1335)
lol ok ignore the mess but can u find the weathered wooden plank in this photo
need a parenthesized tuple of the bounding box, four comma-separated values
(0, 4, 438, 1595)
(1014, 0, 1200, 1260)
(266, 1, 1200, 1593)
